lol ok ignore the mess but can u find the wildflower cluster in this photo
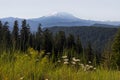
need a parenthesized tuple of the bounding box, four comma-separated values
(79, 62, 96, 71)
(57, 55, 96, 71)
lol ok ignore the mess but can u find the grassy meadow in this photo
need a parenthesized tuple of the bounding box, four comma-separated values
(0, 48, 119, 80)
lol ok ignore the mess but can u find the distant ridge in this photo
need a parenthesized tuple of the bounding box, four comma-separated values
(91, 23, 117, 28)
(0, 12, 120, 31)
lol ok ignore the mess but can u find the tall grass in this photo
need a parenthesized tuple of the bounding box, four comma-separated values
(0, 48, 119, 80)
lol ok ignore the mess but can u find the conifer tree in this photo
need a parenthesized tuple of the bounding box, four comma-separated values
(20, 20, 30, 51)
(2, 22, 11, 50)
(29, 33, 34, 48)
(76, 36, 83, 54)
(54, 31, 66, 57)
(0, 21, 3, 44)
(112, 29, 120, 69)
(66, 34, 75, 49)
(12, 20, 19, 49)
(0, 21, 3, 51)
(86, 42, 94, 63)
(43, 29, 53, 53)
(36, 24, 42, 51)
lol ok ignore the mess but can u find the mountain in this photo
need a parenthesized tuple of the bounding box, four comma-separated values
(30, 12, 95, 27)
(27, 12, 120, 27)
(0, 12, 120, 31)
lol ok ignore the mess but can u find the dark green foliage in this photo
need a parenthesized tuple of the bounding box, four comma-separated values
(29, 33, 35, 48)
(112, 29, 120, 53)
(48, 26, 117, 52)
(54, 31, 66, 57)
(75, 36, 83, 54)
(66, 34, 76, 49)
(12, 20, 19, 49)
(35, 24, 42, 51)
(86, 42, 94, 63)
(43, 29, 53, 53)
(111, 29, 120, 69)
(2, 22, 11, 50)
(0, 21, 3, 52)
(20, 20, 30, 51)
(0, 21, 3, 44)
(54, 31, 66, 52)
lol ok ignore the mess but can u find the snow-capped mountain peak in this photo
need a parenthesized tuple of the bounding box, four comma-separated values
(45, 12, 77, 19)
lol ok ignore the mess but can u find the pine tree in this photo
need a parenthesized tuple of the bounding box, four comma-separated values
(0, 21, 2, 31)
(54, 31, 66, 57)
(112, 29, 120, 53)
(76, 36, 83, 54)
(20, 20, 30, 51)
(86, 42, 94, 63)
(0, 21, 3, 51)
(43, 29, 53, 53)
(0, 21, 3, 44)
(29, 33, 35, 48)
(2, 22, 11, 50)
(66, 34, 75, 49)
(111, 29, 120, 69)
(12, 20, 19, 49)
(35, 24, 42, 51)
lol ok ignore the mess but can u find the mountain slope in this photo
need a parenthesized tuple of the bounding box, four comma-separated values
(48, 26, 117, 52)
(30, 12, 95, 27)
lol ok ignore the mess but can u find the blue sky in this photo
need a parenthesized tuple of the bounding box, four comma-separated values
(0, 0, 120, 21)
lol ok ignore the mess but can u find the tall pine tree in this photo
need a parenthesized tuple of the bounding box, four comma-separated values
(20, 20, 30, 51)
(43, 29, 53, 53)
(54, 31, 66, 57)
(12, 20, 19, 50)
(2, 22, 11, 50)
(35, 24, 42, 51)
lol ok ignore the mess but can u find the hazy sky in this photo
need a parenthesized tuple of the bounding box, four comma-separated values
(0, 0, 120, 21)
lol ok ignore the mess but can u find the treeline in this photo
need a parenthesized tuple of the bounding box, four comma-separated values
(48, 26, 117, 52)
(0, 20, 97, 63)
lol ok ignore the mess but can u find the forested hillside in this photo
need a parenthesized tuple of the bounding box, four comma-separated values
(1, 19, 120, 80)
(48, 26, 118, 52)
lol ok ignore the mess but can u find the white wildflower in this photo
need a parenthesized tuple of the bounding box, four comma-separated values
(94, 67, 96, 70)
(64, 59, 69, 62)
(75, 59, 80, 62)
(89, 65, 93, 68)
(88, 61, 91, 64)
(57, 60, 61, 63)
(72, 57, 80, 62)
(86, 64, 89, 67)
(72, 57, 76, 61)
(71, 61, 76, 65)
(62, 56, 67, 59)
(20, 77, 24, 80)
(64, 61, 69, 64)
